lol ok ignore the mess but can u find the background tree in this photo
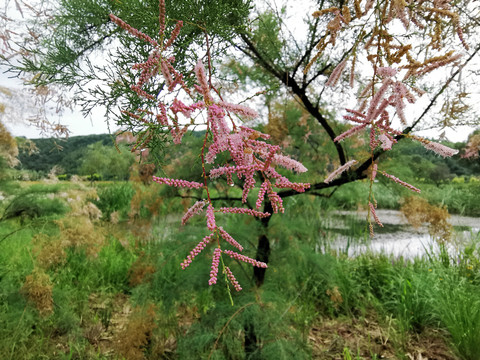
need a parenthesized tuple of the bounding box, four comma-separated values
(3, 0, 478, 280)
(80, 141, 135, 180)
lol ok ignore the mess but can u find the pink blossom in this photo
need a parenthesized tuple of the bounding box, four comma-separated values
(224, 266, 242, 291)
(109, 14, 158, 47)
(208, 248, 222, 285)
(275, 177, 311, 193)
(194, 60, 213, 104)
(239, 126, 270, 140)
(369, 202, 383, 227)
(218, 101, 258, 119)
(422, 141, 459, 158)
(366, 78, 393, 120)
(206, 204, 216, 231)
(371, 163, 378, 180)
(209, 165, 260, 179)
(324, 160, 357, 183)
(180, 232, 214, 269)
(273, 154, 308, 173)
(334, 124, 368, 142)
(182, 200, 207, 225)
(377, 67, 397, 77)
(267, 188, 284, 213)
(242, 172, 256, 203)
(326, 58, 348, 87)
(381, 172, 421, 193)
(156, 103, 169, 126)
(164, 21, 183, 49)
(152, 176, 203, 189)
(160, 60, 173, 87)
(218, 227, 243, 251)
(222, 250, 267, 268)
(256, 180, 269, 210)
(378, 133, 393, 150)
(218, 207, 271, 218)
(158, 0, 166, 38)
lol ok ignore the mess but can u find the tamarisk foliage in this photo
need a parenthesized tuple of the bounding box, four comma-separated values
(2, 0, 478, 290)
(109, 1, 310, 294)
(305, 0, 470, 233)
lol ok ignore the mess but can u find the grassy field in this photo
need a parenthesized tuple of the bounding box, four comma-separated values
(0, 179, 479, 359)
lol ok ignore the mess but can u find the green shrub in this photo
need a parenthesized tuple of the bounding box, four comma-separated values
(1, 194, 68, 221)
(93, 182, 136, 220)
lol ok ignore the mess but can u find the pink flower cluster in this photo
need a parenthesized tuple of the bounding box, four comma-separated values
(332, 66, 460, 235)
(181, 200, 207, 225)
(152, 176, 203, 189)
(224, 266, 242, 292)
(209, 248, 222, 285)
(218, 207, 271, 218)
(110, 0, 309, 292)
(324, 159, 357, 183)
(181, 233, 214, 270)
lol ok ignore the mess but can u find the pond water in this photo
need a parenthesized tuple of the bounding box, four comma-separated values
(328, 210, 480, 258)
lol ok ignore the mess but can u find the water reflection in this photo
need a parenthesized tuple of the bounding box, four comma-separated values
(329, 210, 479, 258)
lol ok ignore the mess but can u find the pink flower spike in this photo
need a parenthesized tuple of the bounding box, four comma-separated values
(180, 232, 215, 270)
(326, 58, 348, 87)
(369, 202, 384, 227)
(218, 227, 243, 251)
(377, 67, 397, 77)
(208, 248, 222, 285)
(334, 124, 368, 142)
(152, 176, 204, 189)
(378, 133, 393, 150)
(206, 204, 216, 231)
(324, 160, 357, 183)
(223, 250, 267, 268)
(422, 141, 459, 158)
(273, 154, 308, 173)
(194, 60, 213, 103)
(158, 0, 166, 38)
(218, 101, 258, 119)
(109, 14, 158, 47)
(381, 172, 421, 193)
(256, 180, 269, 210)
(224, 266, 242, 292)
(164, 20, 183, 49)
(371, 163, 378, 181)
(182, 200, 207, 225)
(218, 207, 271, 218)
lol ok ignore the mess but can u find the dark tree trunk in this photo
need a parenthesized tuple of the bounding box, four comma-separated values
(244, 201, 273, 358)
(253, 200, 273, 287)
(244, 321, 258, 359)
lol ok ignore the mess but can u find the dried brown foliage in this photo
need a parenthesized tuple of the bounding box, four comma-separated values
(0, 120, 19, 167)
(326, 286, 343, 310)
(21, 268, 54, 316)
(32, 233, 67, 270)
(400, 196, 452, 242)
(264, 108, 289, 145)
(138, 163, 156, 185)
(113, 303, 157, 360)
(462, 133, 480, 159)
(129, 184, 163, 221)
(57, 216, 105, 257)
(128, 253, 156, 286)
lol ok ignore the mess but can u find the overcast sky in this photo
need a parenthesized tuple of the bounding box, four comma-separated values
(0, 0, 477, 142)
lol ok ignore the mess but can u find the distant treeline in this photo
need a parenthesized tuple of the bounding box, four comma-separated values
(16, 134, 114, 176)
(14, 132, 480, 182)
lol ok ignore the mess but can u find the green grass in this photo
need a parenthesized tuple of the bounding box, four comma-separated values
(325, 179, 480, 217)
(0, 180, 478, 359)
